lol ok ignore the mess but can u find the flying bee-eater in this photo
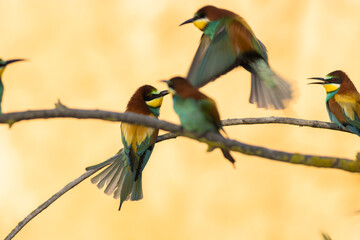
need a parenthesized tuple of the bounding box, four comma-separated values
(86, 85, 169, 210)
(0, 58, 24, 114)
(309, 70, 360, 136)
(180, 5, 292, 109)
(162, 76, 235, 165)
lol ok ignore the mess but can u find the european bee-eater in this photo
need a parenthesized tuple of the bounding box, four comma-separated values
(309, 70, 360, 136)
(180, 5, 292, 109)
(163, 76, 235, 165)
(86, 85, 168, 210)
(0, 58, 24, 114)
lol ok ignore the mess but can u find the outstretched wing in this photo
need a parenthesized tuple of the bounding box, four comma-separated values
(187, 19, 238, 88)
(187, 17, 267, 89)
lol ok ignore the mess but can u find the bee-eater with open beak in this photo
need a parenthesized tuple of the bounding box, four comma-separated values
(163, 76, 235, 165)
(86, 85, 169, 210)
(309, 70, 360, 136)
(180, 5, 292, 109)
(0, 58, 24, 114)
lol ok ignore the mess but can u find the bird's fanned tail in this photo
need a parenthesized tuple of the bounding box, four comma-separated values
(87, 149, 143, 210)
(249, 59, 292, 109)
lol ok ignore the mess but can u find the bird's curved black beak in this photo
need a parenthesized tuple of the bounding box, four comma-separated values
(180, 18, 195, 26)
(4, 59, 25, 66)
(159, 90, 169, 97)
(308, 77, 326, 85)
(159, 80, 169, 84)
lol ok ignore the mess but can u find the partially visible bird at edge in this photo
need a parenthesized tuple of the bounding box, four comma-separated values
(309, 70, 360, 136)
(0, 58, 25, 114)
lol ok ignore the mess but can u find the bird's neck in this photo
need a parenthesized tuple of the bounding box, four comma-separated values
(325, 89, 339, 102)
(203, 20, 221, 39)
(148, 106, 160, 117)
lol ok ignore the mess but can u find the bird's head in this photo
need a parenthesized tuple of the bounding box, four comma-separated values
(180, 5, 235, 31)
(126, 85, 168, 116)
(143, 86, 169, 109)
(161, 77, 193, 95)
(308, 70, 347, 93)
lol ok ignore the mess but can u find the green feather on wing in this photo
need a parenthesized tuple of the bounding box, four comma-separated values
(198, 98, 222, 131)
(187, 19, 238, 88)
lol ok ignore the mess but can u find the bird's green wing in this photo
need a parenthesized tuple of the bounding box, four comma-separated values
(198, 98, 222, 131)
(331, 95, 360, 136)
(187, 19, 238, 88)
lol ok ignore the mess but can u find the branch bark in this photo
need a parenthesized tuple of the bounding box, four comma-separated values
(3, 104, 360, 239)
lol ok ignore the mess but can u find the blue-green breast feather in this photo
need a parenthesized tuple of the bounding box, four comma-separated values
(173, 95, 218, 134)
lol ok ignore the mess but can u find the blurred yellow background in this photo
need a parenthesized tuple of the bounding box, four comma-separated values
(1, 0, 360, 239)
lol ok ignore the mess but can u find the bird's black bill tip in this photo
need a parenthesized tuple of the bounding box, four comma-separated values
(179, 18, 194, 26)
(159, 90, 169, 97)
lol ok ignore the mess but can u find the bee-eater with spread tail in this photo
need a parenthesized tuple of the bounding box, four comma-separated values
(86, 85, 168, 210)
(162, 76, 235, 165)
(180, 5, 292, 109)
(309, 70, 360, 136)
(0, 58, 24, 114)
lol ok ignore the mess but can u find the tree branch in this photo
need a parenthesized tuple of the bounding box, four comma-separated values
(0, 104, 357, 173)
(3, 104, 359, 239)
(0, 103, 350, 132)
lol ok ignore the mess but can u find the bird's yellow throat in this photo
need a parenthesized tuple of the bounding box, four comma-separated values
(193, 18, 209, 31)
(0, 67, 5, 77)
(323, 83, 340, 93)
(146, 97, 164, 108)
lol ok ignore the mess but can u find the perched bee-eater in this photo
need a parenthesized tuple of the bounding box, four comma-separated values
(309, 70, 360, 136)
(86, 85, 169, 210)
(180, 5, 292, 109)
(0, 58, 24, 114)
(163, 76, 235, 165)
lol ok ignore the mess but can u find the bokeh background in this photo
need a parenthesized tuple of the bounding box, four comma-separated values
(1, 0, 360, 239)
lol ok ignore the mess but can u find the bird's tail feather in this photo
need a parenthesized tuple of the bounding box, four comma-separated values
(221, 148, 235, 165)
(88, 149, 143, 210)
(249, 59, 292, 109)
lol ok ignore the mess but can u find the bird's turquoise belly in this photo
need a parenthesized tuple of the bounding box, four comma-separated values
(173, 98, 216, 134)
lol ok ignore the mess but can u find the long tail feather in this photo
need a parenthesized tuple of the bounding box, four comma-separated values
(221, 148, 235, 165)
(131, 175, 143, 201)
(249, 59, 292, 109)
(88, 149, 144, 211)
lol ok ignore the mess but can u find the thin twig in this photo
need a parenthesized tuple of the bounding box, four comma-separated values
(4, 133, 177, 240)
(4, 163, 111, 240)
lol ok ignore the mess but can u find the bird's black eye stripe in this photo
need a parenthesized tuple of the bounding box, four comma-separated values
(328, 77, 342, 84)
(145, 94, 159, 101)
(194, 12, 205, 20)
